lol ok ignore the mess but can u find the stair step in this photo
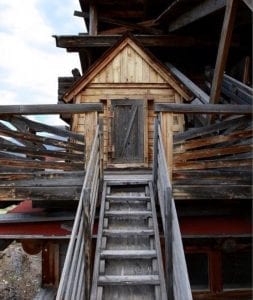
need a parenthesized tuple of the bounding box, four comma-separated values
(100, 250, 157, 259)
(98, 275, 160, 286)
(104, 210, 152, 218)
(103, 229, 154, 237)
(106, 195, 150, 202)
(106, 181, 149, 186)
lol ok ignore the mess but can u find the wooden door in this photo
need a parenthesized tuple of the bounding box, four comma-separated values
(111, 99, 144, 164)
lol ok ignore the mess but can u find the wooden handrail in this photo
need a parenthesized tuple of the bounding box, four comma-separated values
(153, 117, 192, 300)
(0, 103, 103, 115)
(155, 103, 252, 114)
(56, 124, 102, 300)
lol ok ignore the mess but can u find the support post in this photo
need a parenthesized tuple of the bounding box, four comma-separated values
(42, 241, 60, 287)
(89, 2, 98, 35)
(209, 0, 238, 105)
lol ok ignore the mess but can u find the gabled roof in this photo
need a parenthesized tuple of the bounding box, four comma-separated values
(63, 34, 192, 102)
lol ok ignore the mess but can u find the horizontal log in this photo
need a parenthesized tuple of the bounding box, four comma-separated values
(0, 176, 84, 187)
(174, 116, 250, 143)
(155, 103, 252, 114)
(173, 170, 252, 180)
(0, 158, 84, 171)
(0, 186, 82, 201)
(0, 143, 84, 161)
(54, 34, 215, 50)
(0, 128, 84, 152)
(173, 178, 251, 185)
(0, 103, 103, 115)
(174, 129, 252, 152)
(174, 144, 252, 161)
(0, 171, 85, 182)
(0, 212, 75, 223)
(174, 158, 252, 170)
(3, 115, 85, 142)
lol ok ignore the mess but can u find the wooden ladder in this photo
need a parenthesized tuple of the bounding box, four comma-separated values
(90, 180, 167, 300)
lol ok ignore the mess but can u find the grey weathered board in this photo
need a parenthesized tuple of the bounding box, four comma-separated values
(111, 99, 144, 163)
(90, 180, 167, 300)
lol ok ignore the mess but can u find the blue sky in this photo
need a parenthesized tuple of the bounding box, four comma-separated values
(0, 0, 85, 126)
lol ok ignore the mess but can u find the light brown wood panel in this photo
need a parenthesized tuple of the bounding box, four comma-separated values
(135, 54, 143, 82)
(112, 54, 120, 83)
(127, 46, 135, 83)
(120, 46, 128, 82)
(81, 88, 175, 98)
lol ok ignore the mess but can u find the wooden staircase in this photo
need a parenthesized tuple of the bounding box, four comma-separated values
(90, 179, 167, 300)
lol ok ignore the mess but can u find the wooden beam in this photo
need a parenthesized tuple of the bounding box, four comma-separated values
(2, 115, 85, 142)
(174, 116, 250, 143)
(155, 103, 252, 114)
(167, 0, 226, 32)
(54, 34, 215, 50)
(166, 63, 209, 104)
(173, 185, 252, 199)
(0, 103, 103, 115)
(242, 0, 253, 11)
(89, 4, 98, 35)
(74, 11, 161, 34)
(209, 0, 238, 105)
(206, 69, 253, 105)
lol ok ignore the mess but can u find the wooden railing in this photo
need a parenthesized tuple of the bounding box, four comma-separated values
(0, 115, 85, 171)
(56, 123, 103, 300)
(153, 117, 192, 300)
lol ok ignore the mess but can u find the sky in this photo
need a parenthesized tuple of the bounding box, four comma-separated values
(0, 0, 85, 126)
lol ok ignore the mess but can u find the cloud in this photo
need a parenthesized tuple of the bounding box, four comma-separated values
(0, 0, 84, 126)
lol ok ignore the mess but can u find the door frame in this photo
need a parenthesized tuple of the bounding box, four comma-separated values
(107, 98, 148, 168)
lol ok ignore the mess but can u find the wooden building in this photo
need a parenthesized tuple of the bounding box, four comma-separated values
(62, 35, 192, 169)
(0, 0, 252, 299)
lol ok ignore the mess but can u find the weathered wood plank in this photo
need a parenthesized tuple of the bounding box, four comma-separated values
(171, 199, 192, 300)
(0, 171, 84, 181)
(0, 158, 84, 171)
(100, 250, 157, 259)
(166, 63, 208, 103)
(0, 128, 84, 151)
(174, 158, 252, 170)
(0, 103, 103, 115)
(88, 4, 98, 35)
(174, 144, 252, 161)
(0, 176, 84, 187)
(174, 116, 250, 143)
(173, 169, 252, 179)
(166, 0, 226, 32)
(0, 143, 84, 161)
(3, 115, 85, 142)
(0, 212, 75, 223)
(54, 34, 215, 50)
(155, 103, 252, 114)
(0, 186, 82, 201)
(209, 0, 238, 105)
(174, 129, 252, 152)
(173, 185, 252, 199)
(98, 275, 160, 285)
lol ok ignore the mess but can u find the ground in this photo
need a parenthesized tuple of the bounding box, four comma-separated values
(0, 242, 41, 300)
